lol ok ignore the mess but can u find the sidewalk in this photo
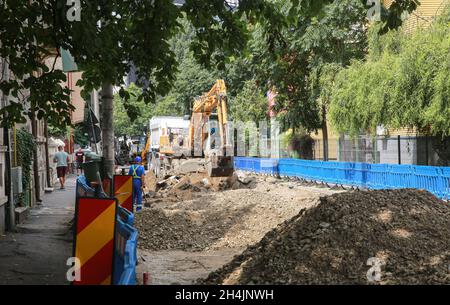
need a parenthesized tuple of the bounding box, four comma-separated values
(0, 176, 76, 285)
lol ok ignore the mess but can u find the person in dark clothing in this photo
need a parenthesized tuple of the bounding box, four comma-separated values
(75, 148, 84, 176)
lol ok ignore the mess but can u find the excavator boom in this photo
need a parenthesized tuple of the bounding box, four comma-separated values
(188, 79, 233, 177)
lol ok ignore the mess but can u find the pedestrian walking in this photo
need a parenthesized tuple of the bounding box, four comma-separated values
(129, 156, 145, 212)
(75, 148, 84, 176)
(53, 146, 69, 190)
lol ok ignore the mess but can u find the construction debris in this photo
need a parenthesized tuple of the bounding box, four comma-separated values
(199, 189, 450, 285)
(135, 176, 325, 252)
(141, 169, 257, 207)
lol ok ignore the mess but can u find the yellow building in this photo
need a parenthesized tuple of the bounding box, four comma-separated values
(384, 0, 449, 31)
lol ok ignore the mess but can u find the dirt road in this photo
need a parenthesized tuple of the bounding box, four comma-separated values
(135, 172, 339, 285)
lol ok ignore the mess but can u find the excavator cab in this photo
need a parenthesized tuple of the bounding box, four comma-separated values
(203, 121, 234, 177)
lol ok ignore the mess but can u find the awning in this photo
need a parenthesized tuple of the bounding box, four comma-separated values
(61, 48, 78, 72)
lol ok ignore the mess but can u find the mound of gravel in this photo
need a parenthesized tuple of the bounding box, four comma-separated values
(135, 207, 229, 251)
(200, 189, 450, 285)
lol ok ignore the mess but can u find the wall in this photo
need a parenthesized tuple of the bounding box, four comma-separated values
(384, 0, 449, 31)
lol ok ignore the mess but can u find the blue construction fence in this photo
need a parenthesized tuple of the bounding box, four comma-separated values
(113, 206, 138, 285)
(234, 157, 450, 200)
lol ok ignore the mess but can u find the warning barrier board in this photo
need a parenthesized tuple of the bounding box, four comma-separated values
(113, 175, 133, 213)
(72, 197, 118, 285)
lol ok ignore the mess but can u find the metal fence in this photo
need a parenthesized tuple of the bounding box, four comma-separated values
(235, 134, 450, 167)
(335, 135, 450, 166)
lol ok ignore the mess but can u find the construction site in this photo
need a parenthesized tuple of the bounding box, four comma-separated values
(0, 1, 449, 298)
(132, 164, 449, 285)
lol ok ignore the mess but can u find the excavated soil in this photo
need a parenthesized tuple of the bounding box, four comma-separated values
(199, 189, 450, 285)
(135, 174, 334, 252)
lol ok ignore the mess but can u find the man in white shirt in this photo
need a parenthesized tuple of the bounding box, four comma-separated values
(53, 146, 69, 190)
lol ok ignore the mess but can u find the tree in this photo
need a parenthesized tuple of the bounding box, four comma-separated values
(246, 0, 419, 160)
(229, 80, 268, 123)
(329, 6, 450, 137)
(0, 0, 420, 173)
(114, 84, 147, 136)
(0, 0, 418, 127)
(248, 0, 369, 160)
(328, 6, 450, 165)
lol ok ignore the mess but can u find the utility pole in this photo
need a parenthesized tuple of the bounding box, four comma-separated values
(101, 83, 114, 178)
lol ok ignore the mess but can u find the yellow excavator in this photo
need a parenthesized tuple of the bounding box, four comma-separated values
(142, 80, 233, 177)
(188, 79, 234, 177)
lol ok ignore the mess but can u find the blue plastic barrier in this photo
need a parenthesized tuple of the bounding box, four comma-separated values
(413, 166, 442, 198)
(260, 158, 279, 175)
(113, 218, 138, 285)
(76, 175, 96, 197)
(118, 206, 134, 226)
(441, 167, 450, 200)
(234, 157, 450, 199)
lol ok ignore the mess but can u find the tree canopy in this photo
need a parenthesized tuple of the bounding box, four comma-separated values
(0, 0, 419, 130)
(329, 5, 450, 136)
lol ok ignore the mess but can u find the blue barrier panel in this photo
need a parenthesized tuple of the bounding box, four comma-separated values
(260, 158, 279, 175)
(113, 218, 138, 285)
(413, 166, 443, 198)
(353, 163, 370, 187)
(118, 206, 134, 226)
(335, 162, 353, 186)
(387, 164, 414, 189)
(252, 158, 261, 173)
(278, 158, 299, 177)
(367, 164, 388, 189)
(439, 167, 450, 199)
(76, 175, 96, 197)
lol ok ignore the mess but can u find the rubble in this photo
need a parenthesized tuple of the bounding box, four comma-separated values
(135, 176, 324, 252)
(199, 189, 450, 285)
(142, 169, 257, 207)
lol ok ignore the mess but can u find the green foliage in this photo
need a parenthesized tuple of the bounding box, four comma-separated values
(0, 0, 284, 129)
(250, 0, 369, 133)
(329, 6, 450, 136)
(48, 124, 67, 138)
(0, 0, 418, 130)
(114, 84, 153, 136)
(281, 128, 314, 159)
(114, 83, 184, 135)
(229, 80, 268, 123)
(15, 128, 35, 192)
(73, 124, 89, 147)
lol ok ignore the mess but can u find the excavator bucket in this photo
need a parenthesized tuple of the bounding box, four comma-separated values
(206, 155, 234, 177)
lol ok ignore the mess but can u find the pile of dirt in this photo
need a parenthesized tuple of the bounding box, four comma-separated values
(135, 195, 255, 251)
(135, 176, 324, 252)
(143, 171, 257, 204)
(200, 189, 450, 285)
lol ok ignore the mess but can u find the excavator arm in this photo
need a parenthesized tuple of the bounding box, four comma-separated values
(188, 79, 233, 177)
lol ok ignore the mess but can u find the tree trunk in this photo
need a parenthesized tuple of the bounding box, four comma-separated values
(44, 121, 51, 187)
(101, 83, 115, 178)
(31, 110, 41, 202)
(4, 126, 14, 231)
(322, 104, 329, 162)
